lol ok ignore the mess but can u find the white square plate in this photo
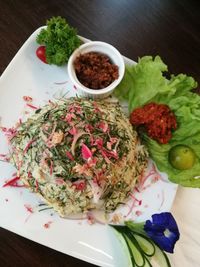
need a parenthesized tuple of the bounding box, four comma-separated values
(0, 27, 177, 267)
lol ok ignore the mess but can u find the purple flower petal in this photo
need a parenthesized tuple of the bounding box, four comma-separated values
(144, 212, 180, 253)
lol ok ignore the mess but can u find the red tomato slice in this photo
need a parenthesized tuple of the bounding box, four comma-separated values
(36, 46, 47, 64)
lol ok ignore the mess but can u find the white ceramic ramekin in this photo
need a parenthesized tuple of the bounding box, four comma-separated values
(67, 41, 125, 99)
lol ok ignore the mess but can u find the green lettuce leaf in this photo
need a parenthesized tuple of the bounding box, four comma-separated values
(115, 56, 200, 187)
(114, 65, 133, 102)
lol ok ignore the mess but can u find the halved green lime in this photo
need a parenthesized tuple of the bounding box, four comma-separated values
(168, 145, 196, 170)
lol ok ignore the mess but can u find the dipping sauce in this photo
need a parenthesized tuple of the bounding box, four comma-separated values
(74, 52, 119, 89)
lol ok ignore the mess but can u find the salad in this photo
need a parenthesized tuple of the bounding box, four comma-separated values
(115, 55, 200, 187)
(6, 98, 147, 217)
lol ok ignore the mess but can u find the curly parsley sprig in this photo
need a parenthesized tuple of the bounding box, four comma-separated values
(36, 16, 81, 65)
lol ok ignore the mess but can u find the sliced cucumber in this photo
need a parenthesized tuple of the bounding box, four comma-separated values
(122, 233, 136, 267)
(111, 224, 171, 267)
(134, 234, 155, 257)
(123, 233, 145, 267)
(143, 257, 153, 267)
(125, 221, 146, 235)
(111, 224, 127, 233)
(153, 244, 171, 267)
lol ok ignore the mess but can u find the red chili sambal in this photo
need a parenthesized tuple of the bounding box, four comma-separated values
(130, 102, 177, 144)
(74, 52, 119, 89)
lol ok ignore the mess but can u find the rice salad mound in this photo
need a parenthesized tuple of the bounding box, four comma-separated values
(9, 98, 148, 217)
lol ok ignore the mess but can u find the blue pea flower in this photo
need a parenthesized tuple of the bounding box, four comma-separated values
(144, 212, 180, 253)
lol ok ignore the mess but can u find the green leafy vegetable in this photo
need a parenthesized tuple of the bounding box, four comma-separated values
(115, 56, 200, 187)
(36, 16, 81, 65)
